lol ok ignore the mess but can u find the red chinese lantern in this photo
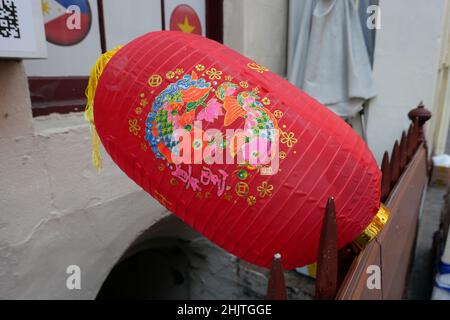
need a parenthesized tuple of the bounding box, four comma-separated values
(85, 31, 385, 269)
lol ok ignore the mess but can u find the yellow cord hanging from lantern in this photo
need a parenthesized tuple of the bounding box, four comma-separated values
(84, 46, 123, 171)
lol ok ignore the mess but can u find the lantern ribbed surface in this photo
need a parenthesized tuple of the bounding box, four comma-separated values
(93, 31, 381, 269)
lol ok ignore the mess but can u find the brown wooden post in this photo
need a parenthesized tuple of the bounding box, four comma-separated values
(206, 0, 224, 43)
(380, 151, 391, 202)
(390, 141, 401, 188)
(315, 197, 338, 300)
(407, 125, 414, 161)
(399, 131, 407, 172)
(408, 102, 432, 174)
(266, 254, 288, 300)
(408, 101, 432, 147)
(413, 118, 420, 152)
(97, 0, 107, 54)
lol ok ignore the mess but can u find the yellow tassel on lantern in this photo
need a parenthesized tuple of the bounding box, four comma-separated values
(84, 46, 122, 171)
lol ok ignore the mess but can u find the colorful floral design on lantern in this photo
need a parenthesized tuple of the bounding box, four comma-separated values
(257, 181, 274, 198)
(196, 98, 223, 123)
(195, 64, 205, 71)
(145, 72, 211, 160)
(140, 98, 148, 107)
(262, 97, 271, 105)
(281, 131, 298, 148)
(144, 72, 279, 165)
(166, 71, 175, 79)
(238, 169, 248, 180)
(240, 81, 249, 88)
(206, 68, 222, 80)
(140, 66, 286, 203)
(129, 119, 141, 135)
(274, 110, 284, 119)
(235, 181, 249, 197)
(148, 74, 163, 87)
(247, 62, 269, 73)
(247, 195, 257, 206)
(215, 83, 278, 135)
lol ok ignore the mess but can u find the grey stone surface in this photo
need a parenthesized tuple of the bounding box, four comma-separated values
(407, 186, 444, 299)
(406, 131, 450, 299)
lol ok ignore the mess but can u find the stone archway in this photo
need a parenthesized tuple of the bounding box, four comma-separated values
(96, 240, 192, 299)
(95, 215, 243, 300)
(94, 213, 316, 300)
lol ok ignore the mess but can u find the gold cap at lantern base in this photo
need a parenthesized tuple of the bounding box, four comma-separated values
(350, 204, 390, 251)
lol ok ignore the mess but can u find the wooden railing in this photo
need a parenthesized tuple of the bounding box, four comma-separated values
(266, 102, 432, 300)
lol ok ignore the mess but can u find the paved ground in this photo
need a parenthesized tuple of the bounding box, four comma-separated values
(407, 133, 450, 299)
(407, 185, 445, 299)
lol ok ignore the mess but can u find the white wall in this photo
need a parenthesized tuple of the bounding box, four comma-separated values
(366, 0, 446, 162)
(223, 0, 288, 76)
(103, 0, 162, 50)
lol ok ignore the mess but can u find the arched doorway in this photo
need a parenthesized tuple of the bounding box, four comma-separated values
(96, 215, 243, 299)
(95, 214, 315, 300)
(96, 215, 197, 299)
(97, 240, 191, 299)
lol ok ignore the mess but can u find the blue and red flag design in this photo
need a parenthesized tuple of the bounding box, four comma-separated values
(41, 0, 92, 46)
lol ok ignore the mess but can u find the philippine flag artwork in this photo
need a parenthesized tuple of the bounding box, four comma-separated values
(84, 31, 388, 270)
(41, 0, 91, 46)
